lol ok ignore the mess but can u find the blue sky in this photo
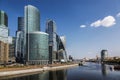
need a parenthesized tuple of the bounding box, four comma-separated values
(0, 0, 120, 59)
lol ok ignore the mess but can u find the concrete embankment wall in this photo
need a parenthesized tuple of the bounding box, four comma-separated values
(0, 64, 78, 78)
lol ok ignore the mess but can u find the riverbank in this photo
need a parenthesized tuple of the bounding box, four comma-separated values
(0, 64, 78, 78)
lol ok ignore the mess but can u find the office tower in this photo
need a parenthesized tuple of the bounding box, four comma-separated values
(18, 17, 24, 31)
(0, 10, 9, 43)
(0, 10, 8, 27)
(27, 32, 49, 64)
(101, 50, 108, 62)
(46, 19, 57, 64)
(15, 17, 24, 63)
(9, 37, 15, 61)
(0, 10, 9, 64)
(24, 5, 49, 65)
(24, 5, 40, 33)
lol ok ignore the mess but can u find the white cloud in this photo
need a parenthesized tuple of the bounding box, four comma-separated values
(117, 13, 120, 17)
(90, 16, 116, 27)
(80, 25, 86, 28)
(90, 20, 101, 27)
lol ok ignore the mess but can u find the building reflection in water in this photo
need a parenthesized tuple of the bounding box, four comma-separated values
(101, 63, 107, 76)
(3, 69, 67, 80)
(49, 69, 67, 80)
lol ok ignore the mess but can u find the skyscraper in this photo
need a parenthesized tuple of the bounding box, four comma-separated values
(0, 10, 9, 65)
(15, 17, 24, 63)
(0, 10, 8, 27)
(24, 5, 49, 65)
(24, 5, 40, 33)
(101, 50, 108, 62)
(0, 10, 9, 43)
(18, 17, 24, 31)
(46, 19, 57, 64)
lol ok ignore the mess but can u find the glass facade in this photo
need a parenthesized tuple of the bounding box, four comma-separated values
(27, 32, 49, 64)
(18, 17, 24, 31)
(25, 5, 40, 33)
(101, 50, 108, 62)
(46, 20, 57, 63)
(0, 10, 8, 27)
(15, 31, 24, 62)
(0, 10, 9, 43)
(0, 26, 8, 43)
(15, 17, 24, 63)
(24, 5, 40, 64)
(9, 37, 15, 61)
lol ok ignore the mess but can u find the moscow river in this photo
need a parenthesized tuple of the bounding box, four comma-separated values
(1, 62, 120, 80)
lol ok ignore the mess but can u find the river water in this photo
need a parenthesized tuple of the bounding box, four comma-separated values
(1, 62, 120, 80)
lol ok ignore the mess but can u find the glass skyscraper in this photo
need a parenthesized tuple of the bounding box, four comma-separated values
(15, 17, 24, 63)
(0, 10, 9, 43)
(25, 5, 40, 33)
(46, 19, 57, 63)
(0, 10, 8, 27)
(24, 5, 49, 65)
(18, 17, 24, 31)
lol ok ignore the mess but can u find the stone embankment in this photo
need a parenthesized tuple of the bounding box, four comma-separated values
(0, 64, 78, 77)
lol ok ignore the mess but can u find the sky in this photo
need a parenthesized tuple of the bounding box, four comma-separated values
(0, 0, 120, 59)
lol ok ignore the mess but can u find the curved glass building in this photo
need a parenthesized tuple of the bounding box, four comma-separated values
(0, 10, 8, 27)
(27, 32, 49, 65)
(25, 5, 40, 33)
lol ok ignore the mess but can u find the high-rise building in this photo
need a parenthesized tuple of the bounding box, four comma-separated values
(18, 17, 24, 31)
(0, 10, 8, 27)
(24, 5, 40, 60)
(0, 10, 9, 64)
(24, 5, 49, 65)
(27, 32, 49, 64)
(0, 10, 9, 43)
(24, 5, 40, 33)
(46, 19, 57, 63)
(101, 50, 108, 62)
(15, 17, 24, 63)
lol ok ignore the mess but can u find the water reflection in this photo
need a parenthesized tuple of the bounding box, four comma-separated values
(49, 69, 67, 80)
(101, 63, 107, 76)
(1, 62, 120, 80)
(2, 69, 67, 80)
